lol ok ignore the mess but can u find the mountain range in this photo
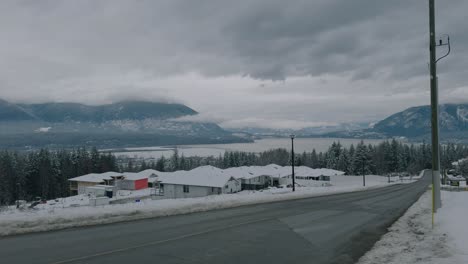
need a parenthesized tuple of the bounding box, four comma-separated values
(2, 99, 468, 149)
(0, 99, 196, 122)
(321, 103, 468, 142)
(227, 103, 468, 143)
(0, 99, 249, 149)
(372, 103, 468, 140)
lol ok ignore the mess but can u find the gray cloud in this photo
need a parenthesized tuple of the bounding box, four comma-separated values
(0, 0, 467, 128)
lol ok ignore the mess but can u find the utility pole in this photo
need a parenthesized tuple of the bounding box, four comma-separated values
(362, 163, 366, 187)
(290, 134, 296, 192)
(16, 182, 20, 209)
(429, 0, 443, 213)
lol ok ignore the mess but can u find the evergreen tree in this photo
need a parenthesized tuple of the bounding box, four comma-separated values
(310, 149, 318, 168)
(155, 156, 166, 172)
(90, 147, 101, 173)
(169, 148, 180, 171)
(354, 141, 372, 176)
(179, 154, 187, 170)
(336, 149, 350, 174)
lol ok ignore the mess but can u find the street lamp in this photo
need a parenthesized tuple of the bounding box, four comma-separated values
(290, 134, 296, 192)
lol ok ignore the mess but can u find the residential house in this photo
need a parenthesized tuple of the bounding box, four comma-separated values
(446, 175, 467, 187)
(68, 172, 124, 195)
(279, 166, 344, 186)
(115, 173, 149, 191)
(85, 185, 115, 198)
(225, 166, 273, 190)
(157, 166, 241, 199)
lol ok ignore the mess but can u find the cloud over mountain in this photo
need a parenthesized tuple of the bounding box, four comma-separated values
(0, 0, 467, 128)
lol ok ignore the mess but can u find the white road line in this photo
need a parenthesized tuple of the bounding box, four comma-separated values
(50, 217, 274, 264)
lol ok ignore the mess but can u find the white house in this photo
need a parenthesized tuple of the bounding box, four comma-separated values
(278, 166, 344, 186)
(68, 172, 124, 195)
(114, 174, 147, 190)
(223, 164, 344, 189)
(157, 166, 241, 199)
(69, 169, 162, 195)
(85, 185, 115, 198)
(225, 166, 274, 190)
(447, 175, 467, 187)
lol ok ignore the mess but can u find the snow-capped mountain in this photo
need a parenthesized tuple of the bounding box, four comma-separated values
(0, 100, 248, 149)
(316, 103, 468, 142)
(373, 104, 468, 138)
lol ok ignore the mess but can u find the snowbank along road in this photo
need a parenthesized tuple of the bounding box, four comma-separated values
(0, 173, 431, 264)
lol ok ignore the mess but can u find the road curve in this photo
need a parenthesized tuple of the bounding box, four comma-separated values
(0, 174, 430, 264)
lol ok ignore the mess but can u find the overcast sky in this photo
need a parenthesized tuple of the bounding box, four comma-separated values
(1, 0, 467, 129)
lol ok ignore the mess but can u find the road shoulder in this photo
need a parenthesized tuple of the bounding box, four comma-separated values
(357, 190, 467, 264)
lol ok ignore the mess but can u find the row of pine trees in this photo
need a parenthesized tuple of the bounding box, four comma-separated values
(125, 140, 468, 176)
(0, 148, 117, 205)
(1, 140, 468, 205)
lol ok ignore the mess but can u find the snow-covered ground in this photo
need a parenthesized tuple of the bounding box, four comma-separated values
(28, 188, 154, 210)
(0, 175, 415, 237)
(357, 190, 468, 264)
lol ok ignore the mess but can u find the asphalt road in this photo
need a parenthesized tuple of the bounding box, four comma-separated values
(0, 173, 431, 264)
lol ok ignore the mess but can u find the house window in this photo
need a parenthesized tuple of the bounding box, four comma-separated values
(225, 185, 228, 189)
(183, 185, 190, 193)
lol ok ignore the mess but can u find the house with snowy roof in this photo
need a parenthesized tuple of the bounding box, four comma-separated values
(278, 166, 344, 186)
(114, 172, 150, 191)
(68, 172, 124, 195)
(68, 169, 162, 195)
(157, 166, 241, 199)
(224, 166, 275, 190)
(446, 174, 467, 187)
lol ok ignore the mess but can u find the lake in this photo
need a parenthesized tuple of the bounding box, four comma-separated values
(109, 138, 387, 160)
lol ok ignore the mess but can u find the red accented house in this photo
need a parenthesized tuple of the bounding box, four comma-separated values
(134, 177, 148, 190)
(115, 174, 149, 190)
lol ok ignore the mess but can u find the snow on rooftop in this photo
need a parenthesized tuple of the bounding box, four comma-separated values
(158, 166, 235, 188)
(224, 166, 268, 179)
(68, 165, 344, 186)
(137, 169, 162, 178)
(68, 171, 124, 183)
(233, 165, 344, 178)
(121, 173, 148, 180)
(452, 157, 468, 166)
(447, 174, 466, 181)
(291, 166, 345, 177)
(122, 170, 158, 180)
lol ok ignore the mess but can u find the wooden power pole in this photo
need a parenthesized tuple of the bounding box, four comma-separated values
(429, 0, 442, 213)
